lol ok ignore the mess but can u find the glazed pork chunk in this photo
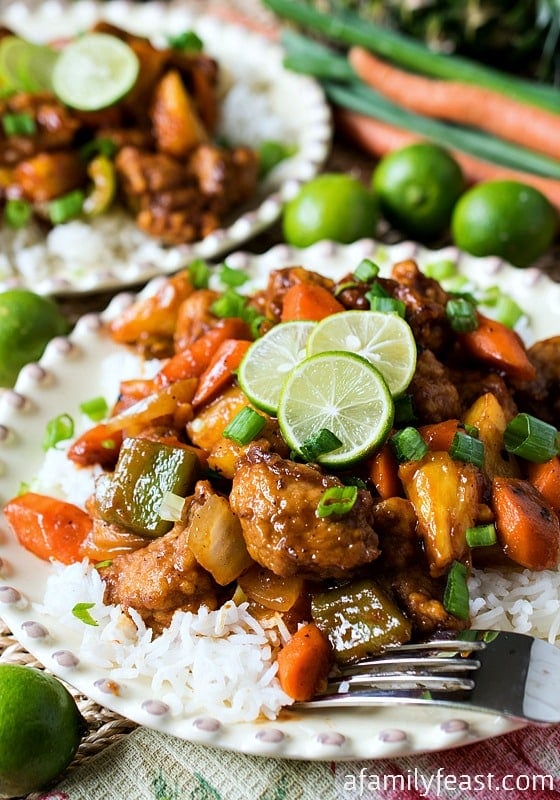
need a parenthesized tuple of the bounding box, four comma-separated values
(230, 444, 380, 580)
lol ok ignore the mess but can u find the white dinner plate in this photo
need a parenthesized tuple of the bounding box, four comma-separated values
(0, 1, 331, 295)
(1, 239, 559, 760)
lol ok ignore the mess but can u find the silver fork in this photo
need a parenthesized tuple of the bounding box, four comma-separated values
(298, 630, 560, 725)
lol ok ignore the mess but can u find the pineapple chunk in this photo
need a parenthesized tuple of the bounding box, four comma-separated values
(463, 392, 520, 480)
(151, 69, 208, 158)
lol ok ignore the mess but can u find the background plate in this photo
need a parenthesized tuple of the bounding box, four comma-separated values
(0, 0, 331, 295)
(1, 239, 559, 760)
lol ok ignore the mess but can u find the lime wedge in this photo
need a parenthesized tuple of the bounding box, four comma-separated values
(238, 320, 315, 414)
(52, 33, 139, 111)
(0, 36, 58, 92)
(277, 350, 394, 467)
(306, 309, 417, 397)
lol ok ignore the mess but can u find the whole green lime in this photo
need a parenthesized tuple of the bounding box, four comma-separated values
(372, 142, 465, 240)
(282, 173, 379, 247)
(451, 179, 558, 267)
(0, 289, 68, 387)
(0, 664, 86, 798)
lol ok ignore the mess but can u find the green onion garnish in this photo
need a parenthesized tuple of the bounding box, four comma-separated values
(42, 413, 74, 451)
(504, 413, 559, 463)
(316, 485, 358, 518)
(466, 523, 497, 548)
(393, 394, 416, 425)
(353, 258, 380, 282)
(188, 258, 211, 289)
(2, 112, 36, 136)
(79, 137, 118, 162)
(166, 30, 203, 51)
(257, 139, 296, 176)
(365, 282, 390, 302)
(3, 198, 32, 229)
(158, 490, 187, 522)
(368, 296, 406, 317)
(487, 295, 524, 329)
(71, 602, 98, 626)
(94, 560, 112, 570)
(449, 431, 485, 467)
(423, 259, 457, 281)
(390, 427, 429, 463)
(443, 561, 470, 620)
(446, 297, 478, 333)
(211, 289, 246, 319)
(219, 264, 249, 288)
(101, 438, 117, 449)
(79, 396, 108, 421)
(48, 189, 85, 224)
(223, 407, 266, 445)
(300, 428, 342, 461)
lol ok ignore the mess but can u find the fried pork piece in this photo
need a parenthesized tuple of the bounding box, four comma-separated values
(101, 520, 218, 634)
(514, 335, 560, 425)
(408, 349, 462, 423)
(450, 367, 518, 419)
(371, 498, 466, 636)
(390, 259, 451, 353)
(252, 266, 336, 322)
(230, 444, 380, 580)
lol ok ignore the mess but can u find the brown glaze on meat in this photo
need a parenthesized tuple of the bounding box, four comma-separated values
(229, 445, 380, 580)
(514, 335, 560, 425)
(408, 349, 462, 423)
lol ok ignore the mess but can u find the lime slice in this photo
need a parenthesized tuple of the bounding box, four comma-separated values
(306, 309, 417, 397)
(237, 320, 315, 414)
(277, 350, 394, 467)
(51, 33, 139, 111)
(0, 36, 57, 92)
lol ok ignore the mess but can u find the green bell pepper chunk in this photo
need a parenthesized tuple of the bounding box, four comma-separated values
(311, 578, 412, 663)
(95, 438, 200, 537)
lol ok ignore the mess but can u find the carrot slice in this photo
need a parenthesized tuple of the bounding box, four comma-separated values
(277, 622, 332, 701)
(527, 456, 560, 516)
(67, 423, 122, 469)
(459, 313, 536, 382)
(281, 283, 344, 322)
(419, 419, 462, 452)
(3, 492, 93, 564)
(368, 443, 402, 499)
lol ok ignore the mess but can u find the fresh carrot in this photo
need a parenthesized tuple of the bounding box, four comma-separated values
(192, 338, 252, 408)
(458, 313, 537, 382)
(419, 419, 462, 452)
(281, 283, 344, 322)
(276, 622, 332, 701)
(492, 477, 560, 570)
(368, 443, 402, 499)
(348, 46, 560, 162)
(156, 317, 251, 387)
(3, 492, 93, 564)
(335, 108, 560, 214)
(527, 456, 560, 517)
(67, 423, 122, 469)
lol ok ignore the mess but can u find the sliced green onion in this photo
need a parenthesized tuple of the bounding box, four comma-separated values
(365, 282, 390, 302)
(446, 297, 478, 333)
(71, 602, 98, 626)
(257, 139, 296, 176)
(188, 258, 211, 289)
(463, 423, 479, 438)
(393, 394, 416, 425)
(79, 137, 118, 162)
(504, 413, 559, 463)
(223, 406, 266, 445)
(79, 396, 108, 421)
(2, 112, 36, 136)
(300, 428, 342, 461)
(488, 295, 524, 329)
(211, 288, 246, 319)
(4, 198, 32, 229)
(94, 560, 112, 569)
(390, 427, 429, 463)
(249, 313, 267, 339)
(353, 258, 380, 282)
(42, 413, 74, 450)
(466, 523, 497, 548)
(423, 259, 457, 281)
(158, 490, 187, 522)
(166, 30, 203, 51)
(316, 485, 358, 518)
(449, 431, 485, 467)
(341, 475, 367, 489)
(368, 295, 406, 317)
(219, 264, 249, 288)
(48, 189, 85, 224)
(101, 438, 117, 450)
(443, 561, 470, 620)
(334, 280, 361, 297)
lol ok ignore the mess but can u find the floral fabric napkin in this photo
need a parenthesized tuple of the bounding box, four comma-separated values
(38, 723, 560, 800)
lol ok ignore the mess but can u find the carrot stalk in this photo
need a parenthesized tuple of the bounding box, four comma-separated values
(335, 108, 560, 214)
(281, 283, 344, 322)
(459, 314, 537, 382)
(3, 492, 93, 564)
(276, 622, 332, 701)
(192, 338, 252, 408)
(348, 46, 560, 162)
